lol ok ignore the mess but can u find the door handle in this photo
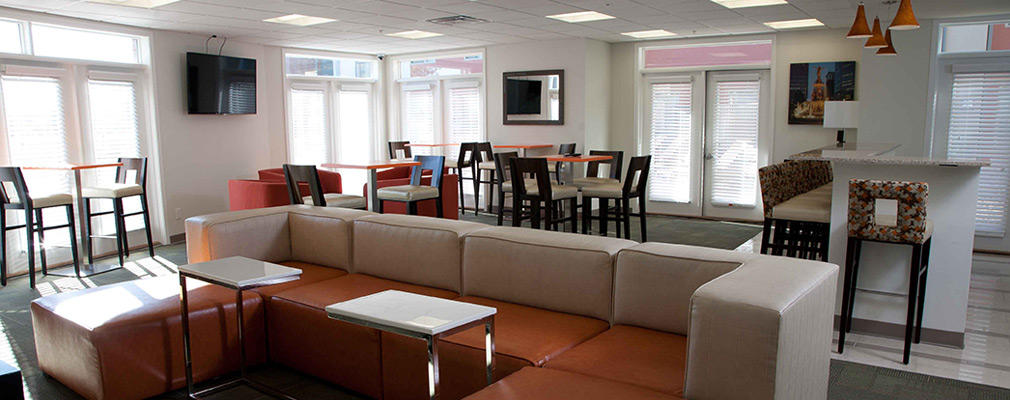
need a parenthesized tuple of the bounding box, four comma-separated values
(704, 153, 714, 160)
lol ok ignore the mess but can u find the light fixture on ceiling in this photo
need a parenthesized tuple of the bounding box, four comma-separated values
(85, 0, 180, 8)
(621, 30, 677, 39)
(710, 0, 787, 9)
(763, 18, 824, 30)
(889, 0, 919, 30)
(427, 15, 491, 27)
(863, 17, 887, 48)
(385, 30, 444, 39)
(876, 29, 897, 55)
(263, 14, 337, 26)
(846, 2, 872, 38)
(545, 11, 616, 23)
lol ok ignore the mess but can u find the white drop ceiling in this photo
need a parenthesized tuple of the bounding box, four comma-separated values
(1, 0, 1008, 55)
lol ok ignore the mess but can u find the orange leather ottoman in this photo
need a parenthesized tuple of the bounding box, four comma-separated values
(463, 367, 682, 400)
(266, 274, 458, 399)
(30, 275, 265, 400)
(544, 325, 688, 397)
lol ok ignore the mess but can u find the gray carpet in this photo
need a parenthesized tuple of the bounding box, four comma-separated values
(829, 360, 1010, 399)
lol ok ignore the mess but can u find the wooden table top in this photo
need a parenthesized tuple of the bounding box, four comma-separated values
(534, 154, 613, 163)
(19, 163, 122, 171)
(322, 159, 421, 170)
(405, 143, 460, 147)
(493, 144, 554, 149)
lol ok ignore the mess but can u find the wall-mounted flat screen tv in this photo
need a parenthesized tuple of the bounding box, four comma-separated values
(187, 52, 257, 115)
(506, 79, 542, 115)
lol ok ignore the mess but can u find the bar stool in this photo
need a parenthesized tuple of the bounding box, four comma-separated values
(82, 158, 155, 267)
(388, 141, 411, 159)
(473, 142, 497, 214)
(581, 156, 651, 241)
(0, 167, 80, 288)
(551, 143, 576, 183)
(493, 152, 554, 226)
(571, 150, 623, 189)
(838, 179, 932, 365)
(450, 143, 476, 214)
(282, 164, 366, 209)
(510, 157, 577, 232)
(377, 155, 445, 217)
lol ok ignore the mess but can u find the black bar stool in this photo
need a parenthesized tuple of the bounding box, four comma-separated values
(283, 164, 366, 209)
(450, 143, 476, 214)
(82, 157, 155, 267)
(581, 156, 651, 241)
(377, 155, 445, 217)
(472, 142, 496, 214)
(510, 157, 577, 232)
(0, 167, 79, 288)
(838, 179, 932, 365)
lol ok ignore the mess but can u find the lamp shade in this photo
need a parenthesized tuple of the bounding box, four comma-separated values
(846, 3, 872, 38)
(824, 101, 860, 129)
(864, 17, 887, 48)
(877, 29, 897, 56)
(889, 0, 920, 30)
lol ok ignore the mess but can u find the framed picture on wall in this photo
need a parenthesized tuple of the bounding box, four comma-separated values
(788, 61, 856, 125)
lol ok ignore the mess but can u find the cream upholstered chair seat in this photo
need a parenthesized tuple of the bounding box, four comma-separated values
(82, 183, 143, 199)
(377, 185, 440, 202)
(770, 183, 832, 224)
(478, 161, 496, 170)
(303, 193, 367, 209)
(445, 160, 458, 169)
(20, 193, 74, 208)
(527, 184, 578, 199)
(572, 177, 619, 189)
(580, 183, 624, 199)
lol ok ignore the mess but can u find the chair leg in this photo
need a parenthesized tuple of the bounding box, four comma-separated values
(582, 197, 590, 234)
(512, 196, 522, 227)
(0, 210, 6, 286)
(530, 201, 541, 230)
(569, 197, 578, 234)
(455, 168, 464, 215)
(378, 199, 384, 214)
(408, 202, 418, 216)
(472, 168, 481, 214)
(614, 199, 622, 239)
(120, 200, 130, 259)
(838, 237, 857, 354)
(903, 243, 922, 365)
(25, 209, 35, 289)
(544, 201, 554, 231)
(112, 199, 125, 266)
(65, 204, 80, 277)
(141, 194, 155, 258)
(761, 219, 772, 254)
(84, 198, 95, 266)
(496, 190, 505, 226)
(599, 199, 609, 237)
(35, 209, 47, 275)
(639, 196, 647, 242)
(846, 239, 862, 332)
(623, 198, 632, 240)
(435, 197, 444, 219)
(915, 238, 931, 344)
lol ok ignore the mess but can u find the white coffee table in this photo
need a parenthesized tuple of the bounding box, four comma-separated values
(178, 256, 301, 400)
(325, 290, 497, 400)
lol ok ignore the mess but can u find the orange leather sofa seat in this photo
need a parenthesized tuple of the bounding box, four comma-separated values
(544, 325, 688, 397)
(30, 275, 265, 400)
(462, 367, 682, 400)
(250, 261, 347, 299)
(266, 274, 458, 399)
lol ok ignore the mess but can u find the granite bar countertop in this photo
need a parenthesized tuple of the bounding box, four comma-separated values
(788, 143, 990, 167)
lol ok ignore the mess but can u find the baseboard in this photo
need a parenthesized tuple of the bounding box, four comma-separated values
(169, 233, 186, 244)
(834, 315, 964, 348)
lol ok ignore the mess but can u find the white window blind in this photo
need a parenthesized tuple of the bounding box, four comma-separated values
(88, 79, 141, 179)
(947, 70, 1010, 236)
(289, 86, 330, 165)
(648, 81, 693, 203)
(403, 86, 435, 156)
(338, 88, 370, 193)
(709, 78, 760, 208)
(447, 85, 480, 145)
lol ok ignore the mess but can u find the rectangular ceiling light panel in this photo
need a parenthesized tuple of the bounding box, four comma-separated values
(621, 30, 677, 39)
(386, 30, 444, 39)
(763, 18, 824, 29)
(85, 0, 180, 8)
(546, 11, 616, 23)
(264, 14, 337, 26)
(711, 0, 788, 8)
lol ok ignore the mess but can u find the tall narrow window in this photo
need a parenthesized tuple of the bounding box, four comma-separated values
(947, 70, 1010, 236)
(338, 87, 371, 192)
(648, 81, 694, 203)
(288, 86, 330, 165)
(447, 84, 480, 146)
(709, 78, 760, 207)
(403, 85, 435, 156)
(88, 79, 141, 180)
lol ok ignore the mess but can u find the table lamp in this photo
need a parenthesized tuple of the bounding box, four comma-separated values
(824, 101, 859, 147)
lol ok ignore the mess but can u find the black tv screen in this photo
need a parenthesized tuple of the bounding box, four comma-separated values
(187, 52, 257, 115)
(506, 79, 542, 115)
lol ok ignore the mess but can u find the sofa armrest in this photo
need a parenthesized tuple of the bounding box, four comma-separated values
(186, 206, 294, 264)
(685, 256, 838, 400)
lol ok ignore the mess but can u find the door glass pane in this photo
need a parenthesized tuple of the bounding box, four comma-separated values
(648, 81, 693, 203)
(31, 24, 140, 64)
(289, 87, 330, 165)
(0, 20, 22, 54)
(710, 79, 760, 208)
(89, 79, 144, 231)
(338, 89, 370, 194)
(403, 88, 435, 156)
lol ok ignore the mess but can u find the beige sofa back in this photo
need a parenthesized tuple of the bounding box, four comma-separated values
(614, 243, 755, 335)
(461, 226, 635, 322)
(352, 214, 486, 293)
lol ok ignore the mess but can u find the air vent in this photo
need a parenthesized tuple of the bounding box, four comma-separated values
(427, 15, 491, 26)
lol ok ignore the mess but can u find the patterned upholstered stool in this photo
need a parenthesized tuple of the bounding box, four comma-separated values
(838, 179, 932, 364)
(758, 160, 833, 260)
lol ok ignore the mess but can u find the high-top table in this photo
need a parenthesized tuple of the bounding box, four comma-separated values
(179, 256, 302, 399)
(493, 144, 553, 157)
(22, 163, 123, 277)
(326, 290, 496, 400)
(322, 159, 421, 212)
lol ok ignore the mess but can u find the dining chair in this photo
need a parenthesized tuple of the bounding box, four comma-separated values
(283, 164, 366, 209)
(1, 167, 80, 288)
(82, 157, 155, 267)
(450, 143, 477, 214)
(377, 155, 445, 217)
(510, 157, 577, 232)
(388, 141, 412, 159)
(472, 142, 496, 214)
(581, 155, 651, 241)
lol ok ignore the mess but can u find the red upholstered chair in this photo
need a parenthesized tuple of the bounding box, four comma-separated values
(228, 168, 344, 211)
(363, 167, 459, 219)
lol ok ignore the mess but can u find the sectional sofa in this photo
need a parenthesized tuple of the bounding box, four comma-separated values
(31, 205, 838, 400)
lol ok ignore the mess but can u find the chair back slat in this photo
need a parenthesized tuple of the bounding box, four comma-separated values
(586, 150, 624, 180)
(389, 141, 412, 159)
(493, 152, 520, 185)
(283, 164, 327, 206)
(848, 179, 929, 244)
(473, 142, 494, 165)
(116, 157, 148, 188)
(623, 155, 651, 197)
(510, 157, 552, 200)
(559, 143, 577, 155)
(457, 142, 477, 169)
(410, 155, 446, 189)
(0, 167, 29, 207)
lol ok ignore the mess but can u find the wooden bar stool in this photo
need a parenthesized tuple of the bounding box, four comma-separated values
(377, 155, 445, 217)
(451, 143, 476, 214)
(282, 164, 366, 209)
(82, 158, 155, 267)
(837, 179, 932, 365)
(571, 150, 623, 189)
(581, 156, 651, 241)
(472, 142, 497, 214)
(510, 157, 577, 232)
(0, 167, 80, 288)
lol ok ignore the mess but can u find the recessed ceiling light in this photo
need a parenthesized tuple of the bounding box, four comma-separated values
(386, 30, 444, 39)
(546, 11, 616, 23)
(85, 0, 180, 8)
(263, 14, 337, 27)
(710, 0, 788, 9)
(763, 18, 824, 29)
(621, 29, 677, 39)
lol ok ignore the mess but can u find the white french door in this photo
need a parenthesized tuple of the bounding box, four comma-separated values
(642, 70, 770, 220)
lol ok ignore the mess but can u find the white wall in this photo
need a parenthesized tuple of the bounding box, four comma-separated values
(151, 30, 286, 238)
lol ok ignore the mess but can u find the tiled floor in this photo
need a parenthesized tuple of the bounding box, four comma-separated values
(736, 233, 1010, 390)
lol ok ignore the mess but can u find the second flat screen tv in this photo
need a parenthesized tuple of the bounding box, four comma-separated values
(506, 79, 542, 115)
(187, 52, 257, 115)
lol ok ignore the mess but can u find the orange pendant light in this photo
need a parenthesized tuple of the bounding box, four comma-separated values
(877, 29, 897, 55)
(864, 17, 888, 48)
(889, 0, 920, 30)
(847, 2, 872, 38)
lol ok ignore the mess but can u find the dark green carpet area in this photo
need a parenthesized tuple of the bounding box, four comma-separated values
(829, 360, 1010, 399)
